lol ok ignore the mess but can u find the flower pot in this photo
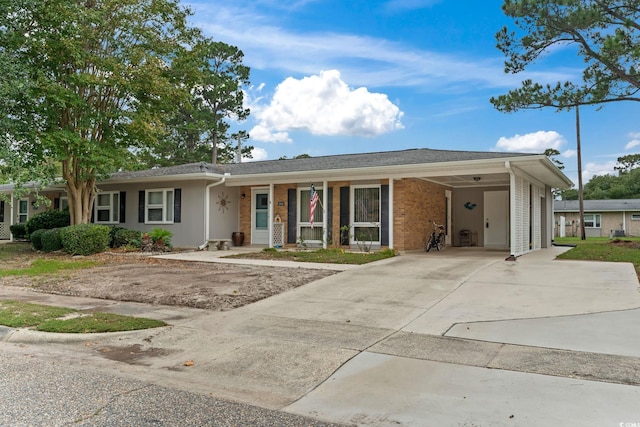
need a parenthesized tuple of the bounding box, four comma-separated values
(231, 232, 245, 246)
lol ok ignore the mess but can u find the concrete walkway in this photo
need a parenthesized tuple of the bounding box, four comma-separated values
(2, 246, 640, 426)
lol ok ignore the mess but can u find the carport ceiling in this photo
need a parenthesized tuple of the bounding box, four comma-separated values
(422, 173, 509, 188)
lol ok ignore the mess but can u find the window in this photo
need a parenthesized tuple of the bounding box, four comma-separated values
(59, 197, 69, 211)
(146, 189, 174, 224)
(351, 185, 381, 243)
(298, 187, 323, 242)
(632, 213, 640, 221)
(18, 199, 29, 223)
(583, 213, 601, 228)
(94, 192, 120, 224)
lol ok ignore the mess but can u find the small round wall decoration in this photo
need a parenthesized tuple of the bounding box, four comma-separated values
(217, 192, 230, 213)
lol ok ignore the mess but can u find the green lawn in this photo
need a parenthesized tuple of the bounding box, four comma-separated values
(554, 236, 640, 277)
(0, 300, 166, 333)
(226, 247, 396, 265)
(0, 258, 98, 277)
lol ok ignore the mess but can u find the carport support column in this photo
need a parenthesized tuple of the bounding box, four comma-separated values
(322, 180, 328, 249)
(269, 183, 274, 248)
(389, 178, 394, 250)
(506, 161, 517, 259)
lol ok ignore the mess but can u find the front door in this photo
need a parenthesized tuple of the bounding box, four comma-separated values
(252, 189, 269, 245)
(484, 190, 509, 249)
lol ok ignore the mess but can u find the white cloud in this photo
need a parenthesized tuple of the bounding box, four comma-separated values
(244, 147, 268, 162)
(582, 160, 617, 181)
(384, 0, 442, 13)
(561, 149, 576, 158)
(250, 70, 404, 142)
(625, 132, 640, 150)
(494, 131, 567, 153)
(249, 124, 292, 143)
(188, 2, 576, 91)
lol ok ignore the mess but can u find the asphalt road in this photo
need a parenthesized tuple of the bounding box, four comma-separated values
(0, 344, 347, 427)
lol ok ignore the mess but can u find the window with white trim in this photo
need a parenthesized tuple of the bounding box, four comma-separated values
(583, 213, 601, 228)
(94, 192, 120, 224)
(146, 189, 174, 224)
(59, 197, 69, 211)
(632, 213, 640, 221)
(351, 185, 381, 243)
(298, 187, 324, 242)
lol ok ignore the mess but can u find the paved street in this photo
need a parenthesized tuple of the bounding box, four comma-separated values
(0, 346, 345, 427)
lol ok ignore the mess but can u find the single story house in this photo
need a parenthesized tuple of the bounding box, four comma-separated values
(554, 199, 640, 238)
(1, 147, 572, 257)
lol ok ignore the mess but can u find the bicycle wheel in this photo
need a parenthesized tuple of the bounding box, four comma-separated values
(426, 241, 432, 252)
(438, 233, 446, 250)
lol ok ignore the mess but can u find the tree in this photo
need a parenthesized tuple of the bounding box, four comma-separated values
(614, 153, 640, 174)
(558, 188, 579, 200)
(0, 0, 200, 224)
(490, 1, 640, 239)
(583, 168, 640, 198)
(185, 39, 250, 165)
(491, 0, 640, 112)
(544, 148, 565, 170)
(139, 38, 252, 168)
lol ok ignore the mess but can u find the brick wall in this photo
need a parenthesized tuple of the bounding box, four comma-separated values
(393, 178, 447, 251)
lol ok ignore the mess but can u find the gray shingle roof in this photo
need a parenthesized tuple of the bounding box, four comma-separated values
(554, 199, 640, 212)
(108, 162, 226, 180)
(109, 148, 537, 180)
(219, 148, 535, 175)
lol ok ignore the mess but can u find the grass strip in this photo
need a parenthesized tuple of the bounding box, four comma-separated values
(0, 300, 76, 328)
(36, 312, 166, 333)
(554, 237, 640, 277)
(0, 300, 166, 333)
(227, 248, 396, 265)
(0, 258, 97, 277)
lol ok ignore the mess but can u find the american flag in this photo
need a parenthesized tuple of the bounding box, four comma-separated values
(309, 184, 319, 229)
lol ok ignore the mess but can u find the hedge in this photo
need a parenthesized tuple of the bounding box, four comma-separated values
(41, 228, 64, 252)
(25, 209, 70, 239)
(60, 224, 110, 256)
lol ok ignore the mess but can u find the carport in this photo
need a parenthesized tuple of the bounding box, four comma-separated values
(406, 157, 573, 257)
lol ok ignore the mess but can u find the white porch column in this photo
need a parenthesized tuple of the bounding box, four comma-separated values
(9, 193, 15, 242)
(389, 178, 394, 250)
(322, 180, 328, 249)
(268, 183, 274, 248)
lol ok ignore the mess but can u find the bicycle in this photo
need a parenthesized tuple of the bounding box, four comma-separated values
(425, 221, 446, 252)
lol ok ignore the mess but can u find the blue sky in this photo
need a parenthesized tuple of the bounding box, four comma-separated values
(186, 0, 640, 187)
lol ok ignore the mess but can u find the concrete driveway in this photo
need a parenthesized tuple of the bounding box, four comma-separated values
(3, 246, 640, 426)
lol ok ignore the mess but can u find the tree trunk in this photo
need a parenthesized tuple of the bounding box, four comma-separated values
(62, 159, 96, 225)
(211, 131, 217, 165)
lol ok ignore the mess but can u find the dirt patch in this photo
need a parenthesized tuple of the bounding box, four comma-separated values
(610, 239, 640, 249)
(0, 252, 337, 311)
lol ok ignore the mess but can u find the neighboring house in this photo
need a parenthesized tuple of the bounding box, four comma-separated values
(554, 199, 640, 238)
(1, 147, 572, 257)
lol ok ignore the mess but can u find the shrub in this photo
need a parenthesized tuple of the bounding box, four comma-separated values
(140, 228, 173, 252)
(108, 226, 124, 248)
(30, 229, 46, 251)
(41, 228, 64, 252)
(113, 228, 141, 248)
(10, 224, 26, 240)
(60, 224, 110, 256)
(150, 228, 172, 247)
(25, 209, 70, 239)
